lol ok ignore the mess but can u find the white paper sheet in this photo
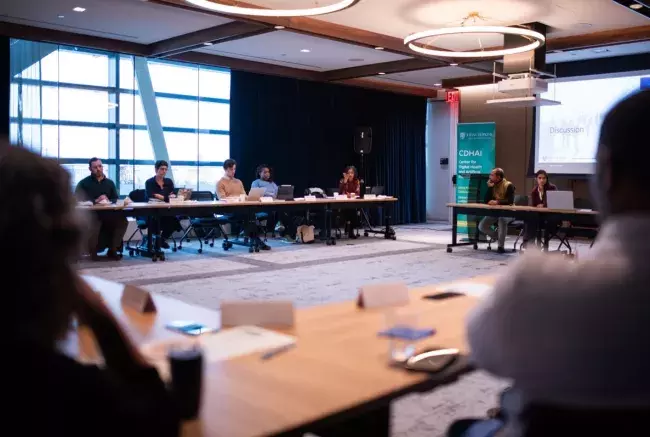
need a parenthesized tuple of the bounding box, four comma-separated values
(140, 326, 296, 380)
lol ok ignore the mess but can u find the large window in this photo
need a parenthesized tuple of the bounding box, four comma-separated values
(9, 39, 230, 194)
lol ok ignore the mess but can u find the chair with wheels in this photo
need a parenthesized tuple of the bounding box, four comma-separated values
(125, 189, 148, 257)
(178, 191, 228, 254)
(510, 195, 529, 251)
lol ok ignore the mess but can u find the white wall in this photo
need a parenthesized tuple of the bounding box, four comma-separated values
(426, 99, 458, 222)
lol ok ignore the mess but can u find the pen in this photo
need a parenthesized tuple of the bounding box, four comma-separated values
(260, 343, 296, 360)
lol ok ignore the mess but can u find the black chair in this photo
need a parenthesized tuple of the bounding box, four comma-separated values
(125, 189, 148, 256)
(178, 191, 230, 254)
(546, 198, 598, 254)
(511, 195, 529, 251)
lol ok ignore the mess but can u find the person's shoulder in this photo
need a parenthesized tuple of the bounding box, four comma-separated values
(548, 183, 558, 190)
(145, 176, 155, 184)
(251, 179, 261, 186)
(77, 175, 92, 185)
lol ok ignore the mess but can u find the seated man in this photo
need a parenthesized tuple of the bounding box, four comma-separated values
(252, 164, 297, 240)
(217, 159, 269, 250)
(216, 158, 245, 200)
(251, 164, 278, 198)
(145, 160, 182, 249)
(463, 90, 650, 436)
(75, 158, 127, 260)
(478, 168, 515, 254)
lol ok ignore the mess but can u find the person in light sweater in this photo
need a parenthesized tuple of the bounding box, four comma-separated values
(216, 159, 245, 200)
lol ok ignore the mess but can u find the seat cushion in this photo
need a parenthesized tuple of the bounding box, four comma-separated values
(136, 219, 148, 228)
(191, 218, 222, 227)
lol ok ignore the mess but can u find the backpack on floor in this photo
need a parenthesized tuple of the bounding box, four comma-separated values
(296, 225, 315, 244)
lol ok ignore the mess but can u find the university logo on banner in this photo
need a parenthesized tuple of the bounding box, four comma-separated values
(456, 122, 496, 238)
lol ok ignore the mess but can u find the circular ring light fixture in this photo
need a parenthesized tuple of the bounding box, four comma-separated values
(184, 0, 360, 17)
(404, 26, 545, 58)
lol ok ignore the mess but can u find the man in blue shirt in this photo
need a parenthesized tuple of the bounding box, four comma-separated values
(251, 165, 278, 198)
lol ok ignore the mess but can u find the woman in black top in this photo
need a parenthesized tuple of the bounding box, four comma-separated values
(0, 144, 179, 437)
(145, 160, 182, 249)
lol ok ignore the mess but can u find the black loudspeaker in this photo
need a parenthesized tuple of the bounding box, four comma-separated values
(354, 127, 372, 154)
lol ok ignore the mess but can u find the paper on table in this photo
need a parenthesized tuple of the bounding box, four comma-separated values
(140, 326, 296, 380)
(437, 282, 493, 297)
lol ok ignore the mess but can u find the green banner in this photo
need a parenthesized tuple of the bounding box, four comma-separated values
(456, 122, 496, 237)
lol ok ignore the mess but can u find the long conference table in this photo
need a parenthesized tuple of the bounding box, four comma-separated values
(69, 275, 493, 437)
(79, 197, 398, 260)
(446, 202, 599, 253)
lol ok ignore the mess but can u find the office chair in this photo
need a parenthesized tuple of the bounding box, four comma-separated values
(511, 195, 529, 251)
(546, 198, 598, 254)
(125, 189, 149, 256)
(178, 191, 230, 253)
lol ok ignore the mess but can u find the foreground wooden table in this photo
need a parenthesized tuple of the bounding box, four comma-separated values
(77, 275, 495, 437)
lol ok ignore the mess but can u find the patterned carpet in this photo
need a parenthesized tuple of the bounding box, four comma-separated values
(79, 224, 519, 436)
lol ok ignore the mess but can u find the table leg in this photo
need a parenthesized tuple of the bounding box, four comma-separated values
(452, 207, 458, 245)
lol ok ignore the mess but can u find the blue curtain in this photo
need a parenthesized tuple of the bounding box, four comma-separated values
(230, 71, 427, 224)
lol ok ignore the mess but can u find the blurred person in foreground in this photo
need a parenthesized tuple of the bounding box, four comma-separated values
(0, 143, 179, 437)
(459, 90, 650, 436)
(75, 157, 128, 260)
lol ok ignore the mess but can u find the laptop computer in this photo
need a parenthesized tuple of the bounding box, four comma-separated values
(277, 185, 294, 201)
(246, 187, 267, 201)
(370, 186, 384, 195)
(547, 190, 574, 210)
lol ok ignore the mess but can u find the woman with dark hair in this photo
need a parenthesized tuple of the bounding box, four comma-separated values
(145, 160, 181, 249)
(0, 144, 179, 437)
(338, 165, 361, 239)
(531, 170, 558, 208)
(339, 165, 361, 197)
(523, 169, 558, 247)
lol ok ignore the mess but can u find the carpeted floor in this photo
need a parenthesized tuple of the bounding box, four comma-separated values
(78, 225, 548, 436)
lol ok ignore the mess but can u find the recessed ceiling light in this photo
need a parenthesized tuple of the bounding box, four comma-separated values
(592, 48, 610, 53)
(450, 63, 458, 66)
(73, 6, 86, 12)
(374, 47, 384, 50)
(300, 49, 310, 53)
(203, 42, 213, 46)
(275, 25, 285, 30)
(434, 83, 442, 86)
(57, 14, 65, 18)
(576, 22, 592, 28)
(630, 3, 643, 9)
(378, 72, 386, 75)
(348, 58, 364, 62)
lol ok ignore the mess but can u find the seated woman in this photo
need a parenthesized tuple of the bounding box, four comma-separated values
(145, 160, 182, 249)
(339, 165, 361, 239)
(522, 169, 558, 248)
(0, 144, 179, 437)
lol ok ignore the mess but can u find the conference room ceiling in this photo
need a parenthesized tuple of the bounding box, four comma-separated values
(196, 30, 409, 71)
(1, 0, 650, 96)
(547, 40, 650, 62)
(0, 0, 232, 44)
(364, 66, 486, 89)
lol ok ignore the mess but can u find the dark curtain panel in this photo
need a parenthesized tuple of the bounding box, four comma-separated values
(0, 37, 9, 138)
(230, 71, 427, 224)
